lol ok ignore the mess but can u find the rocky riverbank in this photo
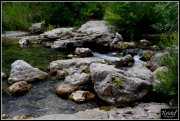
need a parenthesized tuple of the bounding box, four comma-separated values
(2, 20, 173, 120)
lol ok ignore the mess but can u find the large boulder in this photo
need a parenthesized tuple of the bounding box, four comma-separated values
(28, 23, 44, 35)
(78, 20, 114, 34)
(50, 21, 122, 49)
(6, 81, 32, 95)
(90, 63, 153, 106)
(51, 33, 101, 49)
(8, 60, 48, 83)
(74, 47, 93, 57)
(40, 28, 74, 40)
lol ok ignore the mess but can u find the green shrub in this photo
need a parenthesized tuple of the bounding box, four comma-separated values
(153, 34, 178, 105)
(104, 2, 157, 40)
(40, 2, 105, 27)
(112, 76, 124, 89)
(46, 24, 56, 31)
(2, 2, 42, 31)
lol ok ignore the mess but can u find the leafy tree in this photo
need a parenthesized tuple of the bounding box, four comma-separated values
(152, 2, 178, 33)
(153, 33, 178, 105)
(104, 2, 157, 40)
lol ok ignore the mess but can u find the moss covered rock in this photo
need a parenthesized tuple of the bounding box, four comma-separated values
(140, 51, 155, 61)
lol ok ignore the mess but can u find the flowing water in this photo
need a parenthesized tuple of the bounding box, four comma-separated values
(92, 51, 144, 65)
(1, 38, 99, 118)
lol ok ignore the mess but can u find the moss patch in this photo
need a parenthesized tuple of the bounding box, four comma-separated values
(112, 76, 124, 89)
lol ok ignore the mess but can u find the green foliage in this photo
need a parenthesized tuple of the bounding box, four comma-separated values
(104, 2, 178, 40)
(112, 76, 124, 89)
(104, 2, 157, 40)
(40, 2, 105, 27)
(152, 2, 178, 33)
(153, 35, 178, 105)
(2, 2, 42, 31)
(46, 24, 56, 31)
(2, 2, 105, 31)
(159, 32, 178, 49)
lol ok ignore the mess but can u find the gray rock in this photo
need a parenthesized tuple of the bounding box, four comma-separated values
(6, 81, 32, 95)
(49, 57, 104, 73)
(114, 54, 134, 67)
(18, 37, 31, 46)
(110, 32, 123, 47)
(69, 90, 95, 103)
(140, 39, 151, 45)
(30, 102, 170, 120)
(28, 23, 44, 34)
(74, 47, 92, 57)
(79, 20, 113, 34)
(2, 31, 28, 38)
(114, 41, 136, 51)
(51, 33, 101, 49)
(150, 52, 166, 65)
(2, 72, 7, 78)
(56, 72, 90, 96)
(8, 60, 48, 83)
(42, 42, 54, 47)
(64, 72, 90, 86)
(41, 28, 74, 40)
(90, 63, 153, 106)
(67, 54, 74, 59)
(140, 51, 155, 61)
(151, 45, 160, 50)
(56, 70, 68, 79)
(56, 83, 79, 96)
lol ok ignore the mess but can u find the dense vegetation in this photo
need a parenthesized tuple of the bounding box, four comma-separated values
(2, 2, 178, 105)
(153, 33, 178, 105)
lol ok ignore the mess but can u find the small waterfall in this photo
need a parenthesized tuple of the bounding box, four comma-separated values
(92, 52, 120, 62)
(133, 55, 144, 65)
(93, 51, 144, 65)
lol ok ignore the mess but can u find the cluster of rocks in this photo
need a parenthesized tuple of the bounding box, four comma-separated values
(30, 102, 170, 120)
(2, 114, 31, 120)
(2, 20, 170, 119)
(5, 60, 48, 95)
(2, 21, 160, 52)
